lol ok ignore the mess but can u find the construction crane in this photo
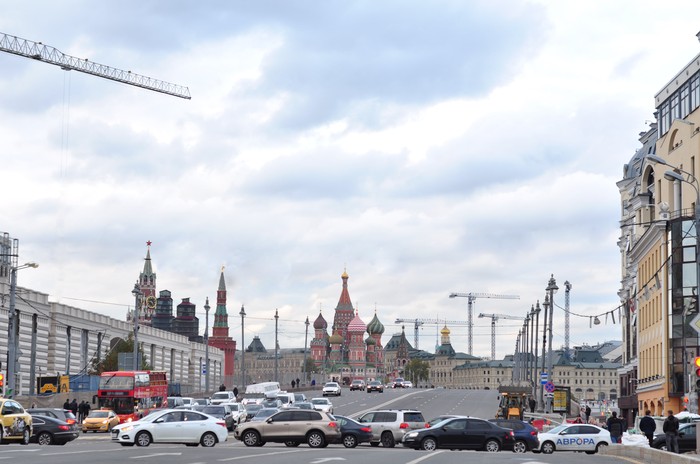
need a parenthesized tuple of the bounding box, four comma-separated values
(448, 292, 519, 355)
(394, 318, 470, 350)
(0, 32, 191, 99)
(478, 313, 526, 361)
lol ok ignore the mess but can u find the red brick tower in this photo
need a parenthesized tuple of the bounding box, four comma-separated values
(208, 267, 237, 389)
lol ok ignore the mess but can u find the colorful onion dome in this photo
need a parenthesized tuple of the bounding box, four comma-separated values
(347, 310, 366, 333)
(313, 311, 327, 330)
(329, 330, 343, 345)
(440, 325, 450, 336)
(367, 312, 385, 335)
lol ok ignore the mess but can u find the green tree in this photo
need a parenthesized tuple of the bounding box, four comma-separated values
(403, 359, 430, 386)
(89, 334, 152, 375)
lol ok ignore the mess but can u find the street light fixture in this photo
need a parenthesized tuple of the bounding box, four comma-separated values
(204, 297, 210, 393)
(6, 261, 38, 397)
(540, 295, 549, 412)
(131, 283, 141, 371)
(239, 305, 246, 388)
(545, 275, 558, 413)
(303, 316, 310, 385)
(274, 309, 279, 383)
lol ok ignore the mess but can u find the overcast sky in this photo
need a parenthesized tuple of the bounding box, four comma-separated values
(3, 1, 700, 360)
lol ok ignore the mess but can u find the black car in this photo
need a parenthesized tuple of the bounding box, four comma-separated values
(367, 381, 384, 393)
(199, 405, 235, 431)
(333, 415, 373, 448)
(489, 418, 539, 453)
(29, 415, 80, 445)
(27, 408, 78, 426)
(402, 417, 515, 452)
(652, 422, 697, 452)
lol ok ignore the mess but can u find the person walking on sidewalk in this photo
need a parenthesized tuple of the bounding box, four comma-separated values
(639, 410, 656, 447)
(606, 411, 624, 444)
(663, 410, 680, 453)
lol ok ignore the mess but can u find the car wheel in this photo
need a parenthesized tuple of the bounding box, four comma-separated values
(20, 429, 30, 446)
(135, 431, 152, 447)
(421, 437, 437, 451)
(370, 441, 380, 447)
(513, 440, 527, 453)
(343, 434, 358, 448)
(541, 441, 555, 454)
(656, 444, 667, 451)
(307, 431, 326, 448)
(381, 432, 395, 448)
(242, 430, 260, 447)
(37, 432, 53, 446)
(82, 430, 87, 434)
(484, 439, 500, 452)
(200, 432, 217, 448)
(594, 442, 608, 454)
(285, 441, 300, 447)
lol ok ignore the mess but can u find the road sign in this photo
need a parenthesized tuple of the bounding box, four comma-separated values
(540, 372, 548, 385)
(544, 381, 555, 393)
(691, 313, 700, 335)
(544, 392, 554, 398)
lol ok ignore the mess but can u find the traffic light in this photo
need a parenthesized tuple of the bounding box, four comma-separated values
(0, 372, 4, 390)
(694, 357, 700, 389)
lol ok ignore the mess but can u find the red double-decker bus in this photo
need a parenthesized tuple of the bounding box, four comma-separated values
(97, 370, 168, 423)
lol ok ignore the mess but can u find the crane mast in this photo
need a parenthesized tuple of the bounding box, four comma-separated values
(478, 312, 525, 360)
(395, 318, 469, 350)
(0, 32, 191, 99)
(448, 292, 519, 355)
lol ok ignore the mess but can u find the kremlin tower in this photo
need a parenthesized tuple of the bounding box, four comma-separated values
(208, 267, 237, 389)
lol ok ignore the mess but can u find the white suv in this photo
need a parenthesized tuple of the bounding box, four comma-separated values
(210, 391, 237, 405)
(356, 409, 427, 447)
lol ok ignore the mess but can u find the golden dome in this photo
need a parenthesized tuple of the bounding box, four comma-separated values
(440, 325, 450, 336)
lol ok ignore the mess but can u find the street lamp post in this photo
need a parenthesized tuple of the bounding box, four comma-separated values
(131, 283, 141, 371)
(6, 261, 38, 397)
(274, 309, 279, 383)
(239, 305, 246, 388)
(532, 302, 540, 402)
(539, 296, 549, 413)
(546, 275, 558, 413)
(204, 297, 210, 393)
(303, 316, 310, 385)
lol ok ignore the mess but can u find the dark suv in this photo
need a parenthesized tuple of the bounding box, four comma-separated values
(489, 418, 539, 453)
(27, 408, 78, 426)
(356, 409, 426, 447)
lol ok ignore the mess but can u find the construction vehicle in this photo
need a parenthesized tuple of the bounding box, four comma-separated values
(496, 385, 530, 420)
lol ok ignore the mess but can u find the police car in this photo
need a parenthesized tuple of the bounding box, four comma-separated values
(535, 423, 610, 454)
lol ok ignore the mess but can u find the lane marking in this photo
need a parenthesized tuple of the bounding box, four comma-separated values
(405, 450, 445, 464)
(218, 449, 307, 461)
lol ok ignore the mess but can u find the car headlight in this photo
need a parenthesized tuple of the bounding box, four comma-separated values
(405, 432, 418, 439)
(121, 425, 134, 433)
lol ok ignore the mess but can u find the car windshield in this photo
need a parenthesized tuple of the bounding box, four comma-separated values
(88, 411, 111, 419)
(211, 392, 230, 400)
(548, 425, 568, 434)
(201, 406, 225, 415)
(254, 409, 278, 418)
(324, 383, 338, 387)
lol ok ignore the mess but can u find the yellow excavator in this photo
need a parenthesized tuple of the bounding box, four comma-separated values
(496, 385, 531, 420)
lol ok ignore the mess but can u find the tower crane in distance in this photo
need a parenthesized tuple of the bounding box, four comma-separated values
(394, 318, 469, 350)
(0, 31, 191, 99)
(478, 313, 525, 361)
(448, 292, 519, 355)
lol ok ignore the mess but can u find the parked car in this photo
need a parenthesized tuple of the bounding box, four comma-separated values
(82, 409, 120, 433)
(333, 415, 373, 448)
(403, 416, 515, 452)
(199, 405, 236, 431)
(535, 423, 610, 454)
(356, 409, 427, 447)
(489, 418, 539, 453)
(367, 381, 384, 393)
(310, 398, 334, 414)
(30, 415, 79, 445)
(652, 422, 697, 452)
(350, 380, 366, 391)
(27, 408, 77, 426)
(234, 409, 340, 448)
(111, 408, 228, 447)
(322, 382, 342, 396)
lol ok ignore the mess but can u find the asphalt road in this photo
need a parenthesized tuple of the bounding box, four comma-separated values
(1, 388, 625, 464)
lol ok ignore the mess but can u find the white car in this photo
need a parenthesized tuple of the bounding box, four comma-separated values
(535, 423, 610, 454)
(322, 382, 342, 396)
(111, 408, 228, 447)
(310, 397, 334, 414)
(402, 381, 413, 388)
(224, 402, 247, 424)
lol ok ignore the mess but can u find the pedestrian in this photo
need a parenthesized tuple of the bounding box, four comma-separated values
(70, 398, 78, 417)
(291, 379, 296, 389)
(639, 410, 656, 447)
(78, 401, 85, 422)
(296, 378, 300, 388)
(311, 378, 316, 386)
(663, 409, 680, 453)
(233, 386, 239, 399)
(584, 404, 591, 423)
(606, 411, 624, 444)
(84, 401, 91, 419)
(63, 399, 70, 410)
(219, 383, 226, 391)
(528, 397, 536, 413)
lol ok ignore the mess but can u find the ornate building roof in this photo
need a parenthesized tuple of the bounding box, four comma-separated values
(347, 310, 366, 333)
(367, 312, 385, 335)
(313, 311, 328, 330)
